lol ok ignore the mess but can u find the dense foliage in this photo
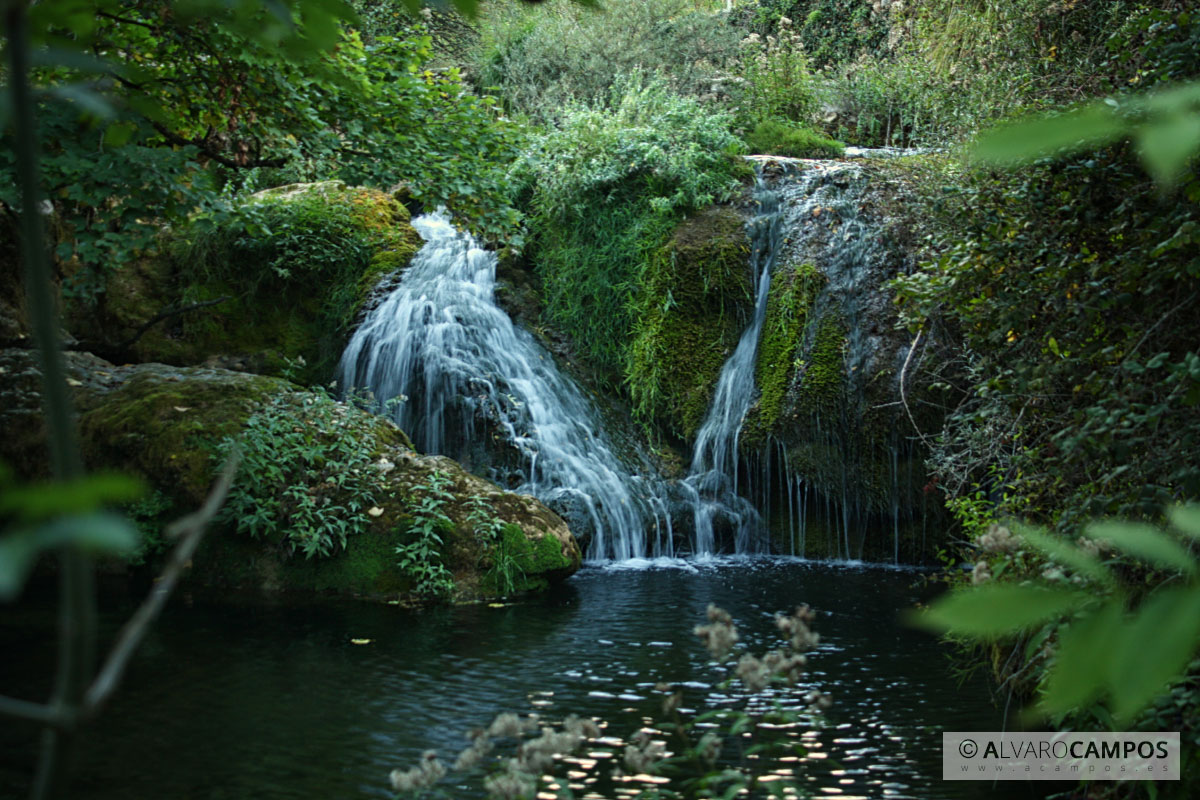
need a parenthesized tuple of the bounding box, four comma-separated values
(518, 77, 749, 382)
(0, 0, 521, 303)
(216, 389, 379, 558)
(468, 0, 739, 122)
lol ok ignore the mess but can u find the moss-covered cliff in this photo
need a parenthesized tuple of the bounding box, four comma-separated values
(628, 205, 753, 440)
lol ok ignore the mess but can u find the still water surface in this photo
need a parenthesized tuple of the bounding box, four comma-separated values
(0, 558, 1054, 799)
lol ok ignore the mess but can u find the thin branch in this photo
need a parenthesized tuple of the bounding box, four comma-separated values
(0, 695, 72, 728)
(7, 5, 96, 797)
(114, 296, 230, 351)
(95, 11, 158, 32)
(899, 330, 933, 449)
(149, 121, 288, 169)
(82, 454, 241, 716)
(1115, 291, 1199, 378)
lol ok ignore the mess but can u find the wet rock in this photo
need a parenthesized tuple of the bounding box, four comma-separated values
(1, 350, 579, 600)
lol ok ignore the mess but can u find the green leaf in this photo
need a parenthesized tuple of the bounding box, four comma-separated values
(1085, 520, 1197, 576)
(1107, 587, 1200, 725)
(911, 584, 1087, 637)
(1014, 522, 1115, 586)
(971, 103, 1127, 166)
(0, 513, 139, 601)
(1041, 600, 1123, 716)
(1168, 504, 1200, 540)
(0, 472, 146, 521)
(1136, 113, 1200, 187)
(103, 122, 138, 148)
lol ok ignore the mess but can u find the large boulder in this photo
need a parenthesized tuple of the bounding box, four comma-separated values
(0, 349, 579, 601)
(67, 182, 424, 384)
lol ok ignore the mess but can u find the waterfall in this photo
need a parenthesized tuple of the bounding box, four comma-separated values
(339, 152, 925, 564)
(338, 212, 671, 562)
(682, 164, 791, 555)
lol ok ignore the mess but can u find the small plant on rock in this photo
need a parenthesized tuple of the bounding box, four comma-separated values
(395, 471, 457, 599)
(216, 390, 379, 558)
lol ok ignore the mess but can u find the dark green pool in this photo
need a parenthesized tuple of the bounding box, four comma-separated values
(0, 558, 1054, 799)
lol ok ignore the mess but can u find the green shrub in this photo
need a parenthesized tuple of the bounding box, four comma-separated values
(735, 16, 818, 126)
(395, 471, 457, 599)
(744, 120, 844, 158)
(171, 184, 421, 380)
(889, 148, 1200, 530)
(469, 0, 740, 122)
(216, 390, 380, 559)
(819, 53, 972, 146)
(749, 0, 888, 70)
(519, 76, 749, 381)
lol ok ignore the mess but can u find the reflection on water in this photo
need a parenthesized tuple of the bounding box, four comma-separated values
(0, 558, 1053, 799)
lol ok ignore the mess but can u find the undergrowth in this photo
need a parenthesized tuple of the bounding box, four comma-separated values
(744, 120, 844, 158)
(215, 389, 380, 559)
(518, 76, 749, 384)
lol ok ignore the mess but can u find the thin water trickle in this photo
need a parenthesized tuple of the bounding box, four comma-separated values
(683, 165, 792, 556)
(338, 212, 670, 561)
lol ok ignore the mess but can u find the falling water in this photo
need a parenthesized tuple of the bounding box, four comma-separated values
(338, 212, 671, 561)
(683, 155, 924, 560)
(683, 164, 792, 556)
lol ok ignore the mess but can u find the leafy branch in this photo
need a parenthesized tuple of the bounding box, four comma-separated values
(913, 507, 1200, 727)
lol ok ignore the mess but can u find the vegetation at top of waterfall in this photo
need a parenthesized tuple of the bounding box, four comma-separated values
(517, 76, 750, 389)
(164, 183, 423, 381)
(744, 120, 844, 159)
(467, 0, 742, 124)
(0, 0, 523, 304)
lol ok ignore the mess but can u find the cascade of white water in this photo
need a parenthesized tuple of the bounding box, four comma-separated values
(338, 212, 671, 561)
(339, 154, 923, 563)
(680, 165, 796, 555)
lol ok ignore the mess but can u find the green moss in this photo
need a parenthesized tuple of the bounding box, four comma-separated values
(627, 205, 752, 439)
(795, 309, 847, 416)
(78, 368, 286, 506)
(745, 121, 845, 159)
(193, 525, 412, 597)
(119, 184, 424, 383)
(743, 263, 825, 447)
(481, 522, 574, 595)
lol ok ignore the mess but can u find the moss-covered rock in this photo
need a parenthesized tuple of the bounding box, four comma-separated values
(72, 182, 424, 384)
(741, 262, 826, 447)
(3, 352, 578, 601)
(628, 205, 752, 439)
